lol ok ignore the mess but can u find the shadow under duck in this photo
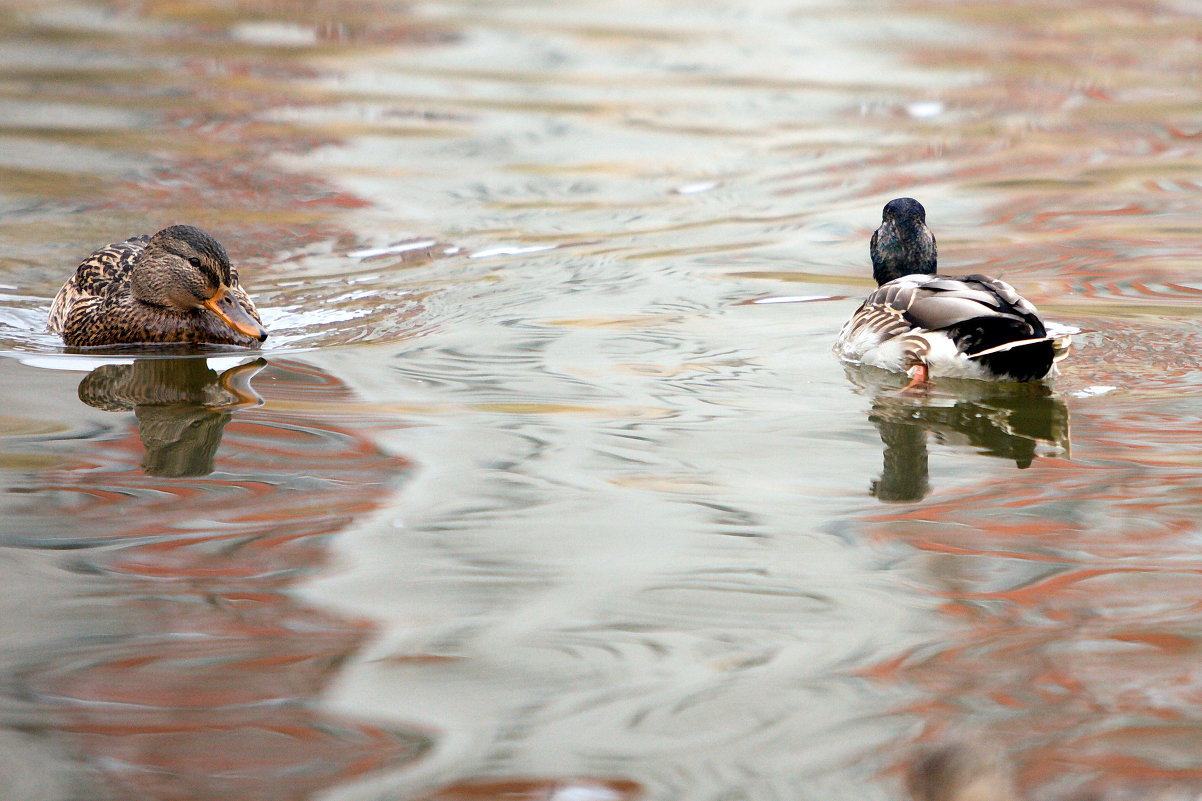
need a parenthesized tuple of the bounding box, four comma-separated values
(48, 224, 267, 348)
(836, 198, 1070, 386)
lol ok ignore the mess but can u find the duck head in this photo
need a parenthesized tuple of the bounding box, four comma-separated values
(130, 225, 267, 342)
(871, 197, 938, 286)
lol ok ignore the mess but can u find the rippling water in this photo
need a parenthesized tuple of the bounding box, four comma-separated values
(3, 1, 1202, 799)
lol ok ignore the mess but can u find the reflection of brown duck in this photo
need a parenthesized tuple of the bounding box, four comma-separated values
(852, 370, 1070, 502)
(48, 225, 267, 347)
(907, 742, 1020, 801)
(24, 358, 426, 799)
(78, 357, 265, 476)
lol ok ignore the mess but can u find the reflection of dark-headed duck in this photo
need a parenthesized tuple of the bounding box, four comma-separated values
(836, 199, 1069, 387)
(905, 741, 1198, 801)
(48, 225, 267, 347)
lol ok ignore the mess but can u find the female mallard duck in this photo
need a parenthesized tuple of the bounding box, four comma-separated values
(48, 225, 267, 348)
(836, 198, 1069, 386)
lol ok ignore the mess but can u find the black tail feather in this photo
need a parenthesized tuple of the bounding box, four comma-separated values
(969, 339, 1056, 381)
(949, 318, 1055, 381)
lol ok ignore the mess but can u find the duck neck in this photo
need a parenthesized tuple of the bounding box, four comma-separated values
(129, 260, 164, 308)
(871, 220, 937, 285)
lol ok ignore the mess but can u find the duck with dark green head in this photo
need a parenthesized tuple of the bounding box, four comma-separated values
(836, 198, 1070, 387)
(49, 225, 267, 348)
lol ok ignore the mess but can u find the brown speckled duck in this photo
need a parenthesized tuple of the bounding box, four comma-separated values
(48, 225, 267, 348)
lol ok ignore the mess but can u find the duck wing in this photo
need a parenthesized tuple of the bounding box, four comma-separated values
(899, 275, 1045, 336)
(48, 235, 151, 335)
(71, 235, 150, 297)
(846, 274, 1046, 344)
(838, 273, 1065, 380)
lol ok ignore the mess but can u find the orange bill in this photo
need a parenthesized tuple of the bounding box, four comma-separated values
(204, 287, 267, 342)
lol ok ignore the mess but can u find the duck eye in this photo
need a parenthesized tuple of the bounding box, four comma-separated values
(188, 257, 202, 268)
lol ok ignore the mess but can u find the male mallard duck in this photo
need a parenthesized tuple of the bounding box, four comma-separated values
(836, 198, 1069, 385)
(48, 225, 267, 348)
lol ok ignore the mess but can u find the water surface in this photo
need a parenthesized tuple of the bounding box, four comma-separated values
(2, 1, 1202, 799)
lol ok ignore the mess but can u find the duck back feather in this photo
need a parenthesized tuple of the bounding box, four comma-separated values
(838, 273, 1061, 381)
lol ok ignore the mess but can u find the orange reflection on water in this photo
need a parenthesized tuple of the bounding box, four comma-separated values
(416, 778, 643, 801)
(19, 358, 431, 800)
(862, 389, 1202, 797)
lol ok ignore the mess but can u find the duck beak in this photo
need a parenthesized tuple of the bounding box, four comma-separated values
(204, 287, 268, 342)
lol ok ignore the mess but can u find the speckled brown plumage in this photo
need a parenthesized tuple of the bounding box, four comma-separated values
(48, 228, 265, 348)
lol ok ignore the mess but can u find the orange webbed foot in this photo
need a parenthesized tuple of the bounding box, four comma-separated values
(897, 362, 930, 395)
